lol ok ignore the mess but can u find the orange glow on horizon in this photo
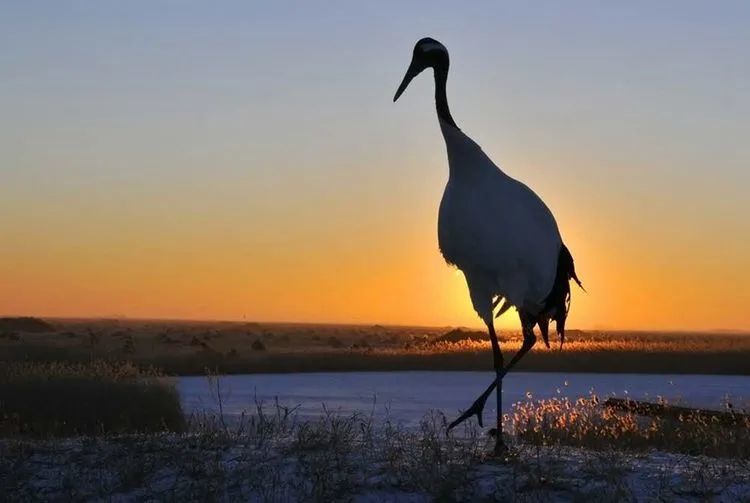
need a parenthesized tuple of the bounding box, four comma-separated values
(2, 185, 748, 333)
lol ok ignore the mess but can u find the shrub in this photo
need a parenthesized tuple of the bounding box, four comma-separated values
(157, 332, 179, 344)
(123, 336, 135, 354)
(189, 336, 210, 350)
(351, 341, 370, 350)
(251, 340, 266, 351)
(327, 336, 344, 349)
(0, 361, 184, 436)
(0, 332, 20, 341)
(433, 328, 486, 344)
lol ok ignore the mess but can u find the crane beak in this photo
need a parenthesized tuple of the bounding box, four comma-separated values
(393, 60, 422, 102)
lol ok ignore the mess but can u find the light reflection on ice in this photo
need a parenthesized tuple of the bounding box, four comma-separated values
(177, 371, 750, 428)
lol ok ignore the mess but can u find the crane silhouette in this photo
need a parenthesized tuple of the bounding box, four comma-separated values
(393, 37, 583, 454)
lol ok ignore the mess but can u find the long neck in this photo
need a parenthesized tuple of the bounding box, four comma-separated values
(434, 66, 458, 129)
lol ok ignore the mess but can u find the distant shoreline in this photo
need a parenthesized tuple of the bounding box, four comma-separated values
(153, 351, 750, 377)
(2, 316, 748, 336)
(2, 317, 749, 377)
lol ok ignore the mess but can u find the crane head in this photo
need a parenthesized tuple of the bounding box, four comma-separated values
(393, 37, 449, 102)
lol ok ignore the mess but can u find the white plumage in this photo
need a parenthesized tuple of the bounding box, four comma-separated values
(438, 120, 562, 317)
(394, 37, 582, 454)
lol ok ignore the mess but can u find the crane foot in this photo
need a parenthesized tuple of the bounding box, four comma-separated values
(447, 390, 491, 432)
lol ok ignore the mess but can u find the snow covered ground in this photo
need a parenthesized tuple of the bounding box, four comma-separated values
(3, 428, 749, 501)
(4, 372, 749, 501)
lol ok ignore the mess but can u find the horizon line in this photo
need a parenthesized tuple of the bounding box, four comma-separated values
(2, 313, 749, 336)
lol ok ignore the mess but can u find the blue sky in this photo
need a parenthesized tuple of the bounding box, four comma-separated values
(1, 1, 749, 329)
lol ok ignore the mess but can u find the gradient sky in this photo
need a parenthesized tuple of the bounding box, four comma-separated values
(1, 1, 749, 330)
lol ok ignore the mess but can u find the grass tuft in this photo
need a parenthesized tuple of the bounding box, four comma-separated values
(0, 361, 184, 436)
(512, 395, 750, 459)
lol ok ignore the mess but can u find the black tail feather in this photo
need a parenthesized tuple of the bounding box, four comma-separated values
(538, 319, 551, 349)
(543, 244, 583, 347)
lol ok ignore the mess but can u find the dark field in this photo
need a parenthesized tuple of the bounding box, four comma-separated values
(2, 320, 750, 500)
(1, 317, 749, 375)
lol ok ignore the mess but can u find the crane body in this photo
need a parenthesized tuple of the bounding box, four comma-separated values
(393, 37, 582, 454)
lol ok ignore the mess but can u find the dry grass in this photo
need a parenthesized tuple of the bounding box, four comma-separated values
(1, 400, 490, 501)
(1, 318, 749, 375)
(511, 394, 750, 459)
(0, 361, 184, 436)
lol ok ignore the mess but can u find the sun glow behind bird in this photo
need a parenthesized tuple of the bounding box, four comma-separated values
(1, 2, 749, 331)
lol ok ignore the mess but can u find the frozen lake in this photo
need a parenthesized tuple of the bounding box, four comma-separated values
(177, 371, 750, 427)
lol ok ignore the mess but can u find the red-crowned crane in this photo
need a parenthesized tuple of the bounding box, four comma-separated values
(393, 37, 583, 454)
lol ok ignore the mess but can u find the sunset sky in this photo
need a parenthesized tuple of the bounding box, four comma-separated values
(1, 1, 749, 331)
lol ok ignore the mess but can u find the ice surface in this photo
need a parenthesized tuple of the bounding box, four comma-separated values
(178, 371, 750, 427)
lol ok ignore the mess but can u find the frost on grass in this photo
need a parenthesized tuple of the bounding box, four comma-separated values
(513, 394, 750, 459)
(3, 397, 750, 502)
(1, 405, 483, 502)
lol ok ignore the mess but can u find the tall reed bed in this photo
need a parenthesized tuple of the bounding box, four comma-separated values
(0, 360, 184, 436)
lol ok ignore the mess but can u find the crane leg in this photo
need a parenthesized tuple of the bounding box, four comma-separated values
(486, 319, 505, 453)
(448, 314, 537, 439)
(447, 316, 506, 451)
